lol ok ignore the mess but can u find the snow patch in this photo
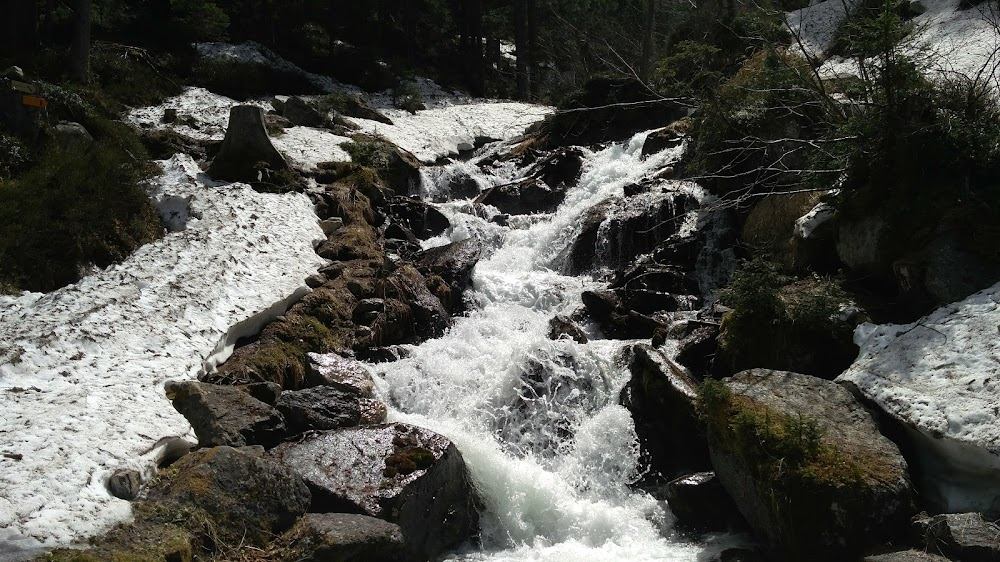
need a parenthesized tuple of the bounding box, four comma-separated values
(795, 197, 836, 239)
(838, 281, 1000, 512)
(0, 154, 325, 549)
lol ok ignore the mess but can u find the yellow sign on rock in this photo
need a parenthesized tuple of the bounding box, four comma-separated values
(10, 80, 36, 94)
(22, 95, 47, 109)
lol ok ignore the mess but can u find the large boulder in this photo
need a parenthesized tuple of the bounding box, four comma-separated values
(705, 370, 915, 561)
(273, 513, 405, 562)
(276, 385, 387, 433)
(567, 190, 698, 275)
(413, 238, 483, 297)
(837, 282, 1000, 513)
(165, 381, 287, 449)
(475, 177, 567, 215)
(619, 344, 710, 480)
(269, 423, 479, 562)
(282, 96, 325, 127)
(147, 446, 311, 545)
(385, 196, 450, 239)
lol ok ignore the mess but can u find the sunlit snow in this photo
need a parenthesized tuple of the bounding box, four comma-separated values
(0, 155, 325, 552)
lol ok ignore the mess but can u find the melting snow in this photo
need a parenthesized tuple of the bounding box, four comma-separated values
(0, 154, 325, 551)
(789, 0, 1000, 91)
(838, 281, 1000, 511)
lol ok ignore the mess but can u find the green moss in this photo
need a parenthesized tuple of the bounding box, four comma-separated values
(0, 120, 162, 292)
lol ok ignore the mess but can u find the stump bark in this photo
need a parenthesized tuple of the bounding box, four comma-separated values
(208, 105, 288, 183)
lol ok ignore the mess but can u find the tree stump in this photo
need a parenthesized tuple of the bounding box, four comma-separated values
(208, 105, 288, 183)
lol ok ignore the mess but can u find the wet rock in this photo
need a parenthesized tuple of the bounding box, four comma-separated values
(529, 147, 585, 188)
(108, 468, 142, 500)
(372, 265, 450, 345)
(567, 192, 698, 275)
(269, 423, 479, 562)
(165, 381, 287, 449)
(475, 177, 567, 215)
(274, 513, 405, 562)
(664, 471, 740, 532)
(641, 121, 688, 157)
(355, 345, 411, 364)
(529, 77, 689, 148)
(709, 370, 915, 562)
(382, 147, 423, 196)
(675, 325, 720, 378)
(282, 96, 325, 127)
(414, 238, 483, 297)
(547, 315, 588, 343)
(276, 385, 387, 433)
(148, 446, 310, 545)
(915, 512, 1000, 561)
(305, 352, 376, 395)
(611, 263, 698, 295)
(619, 344, 709, 480)
(386, 196, 450, 239)
(581, 290, 666, 339)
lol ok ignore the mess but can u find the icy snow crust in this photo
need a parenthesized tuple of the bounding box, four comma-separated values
(0, 154, 325, 550)
(790, 0, 1000, 91)
(838, 282, 1000, 511)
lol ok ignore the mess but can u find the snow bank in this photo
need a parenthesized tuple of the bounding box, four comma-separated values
(790, 0, 1000, 91)
(0, 154, 325, 551)
(838, 281, 1000, 512)
(352, 102, 553, 163)
(127, 88, 352, 171)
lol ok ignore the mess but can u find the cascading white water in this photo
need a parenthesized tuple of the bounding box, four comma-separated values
(371, 132, 738, 561)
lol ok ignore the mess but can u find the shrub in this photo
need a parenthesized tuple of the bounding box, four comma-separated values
(0, 121, 162, 292)
(716, 258, 857, 377)
(652, 40, 725, 99)
(340, 137, 393, 170)
(392, 81, 426, 113)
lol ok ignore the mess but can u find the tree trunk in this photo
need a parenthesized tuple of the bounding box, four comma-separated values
(1, 0, 38, 58)
(69, 0, 91, 83)
(526, 0, 538, 98)
(639, 0, 656, 82)
(513, 0, 530, 99)
(208, 105, 289, 183)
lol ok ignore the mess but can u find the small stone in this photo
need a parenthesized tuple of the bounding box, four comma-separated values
(108, 468, 142, 500)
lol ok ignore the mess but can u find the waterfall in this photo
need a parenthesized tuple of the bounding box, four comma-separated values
(370, 131, 738, 560)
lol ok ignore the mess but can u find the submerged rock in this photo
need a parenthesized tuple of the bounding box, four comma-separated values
(269, 423, 478, 561)
(547, 315, 589, 343)
(165, 381, 287, 449)
(274, 513, 405, 562)
(708, 370, 914, 562)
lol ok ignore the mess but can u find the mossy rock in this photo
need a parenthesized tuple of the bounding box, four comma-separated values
(36, 518, 193, 562)
(701, 371, 915, 561)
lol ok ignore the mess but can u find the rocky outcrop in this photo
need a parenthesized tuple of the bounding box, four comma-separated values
(581, 290, 666, 339)
(276, 385, 387, 433)
(282, 96, 325, 128)
(547, 315, 588, 343)
(862, 551, 952, 562)
(165, 381, 287, 449)
(837, 282, 1000, 513)
(915, 512, 1000, 561)
(619, 344, 709, 480)
(147, 446, 311, 545)
(273, 513, 405, 562)
(269, 423, 479, 562)
(706, 370, 915, 561)
(413, 238, 483, 299)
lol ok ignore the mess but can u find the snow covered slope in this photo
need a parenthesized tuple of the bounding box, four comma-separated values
(838, 282, 1000, 512)
(0, 154, 325, 553)
(789, 0, 1000, 91)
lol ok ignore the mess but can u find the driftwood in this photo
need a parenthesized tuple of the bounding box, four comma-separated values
(208, 105, 288, 183)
